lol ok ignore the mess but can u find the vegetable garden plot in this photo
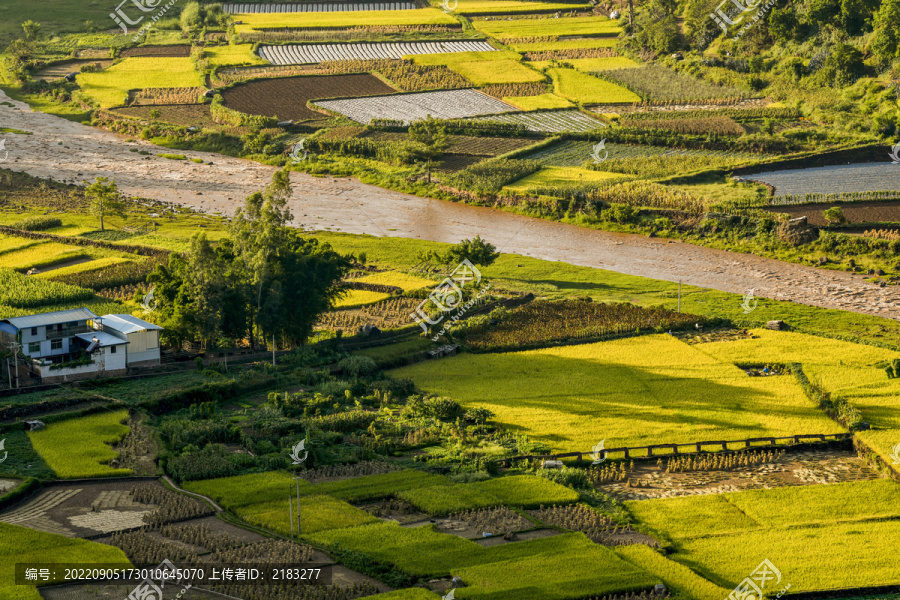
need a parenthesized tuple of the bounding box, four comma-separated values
(221, 73, 396, 121)
(315, 88, 516, 124)
(744, 163, 900, 198)
(464, 109, 605, 133)
(524, 140, 766, 166)
(259, 41, 497, 65)
(223, 2, 415, 13)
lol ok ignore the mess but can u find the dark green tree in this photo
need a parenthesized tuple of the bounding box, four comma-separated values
(84, 177, 126, 231)
(445, 235, 499, 268)
(408, 115, 451, 183)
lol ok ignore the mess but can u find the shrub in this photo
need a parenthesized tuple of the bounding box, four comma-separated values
(337, 355, 378, 378)
(9, 216, 62, 231)
(444, 157, 541, 195)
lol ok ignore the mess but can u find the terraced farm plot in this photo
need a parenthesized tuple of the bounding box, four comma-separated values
(447, 0, 592, 15)
(259, 41, 497, 65)
(362, 130, 539, 156)
(223, 2, 416, 12)
(118, 45, 191, 58)
(0, 268, 94, 310)
(627, 480, 900, 592)
(77, 57, 205, 108)
(391, 334, 842, 453)
(506, 166, 626, 191)
(524, 139, 764, 166)
(745, 163, 900, 197)
(447, 59, 545, 85)
(530, 57, 639, 71)
(234, 7, 459, 33)
(465, 109, 605, 132)
(204, 43, 266, 68)
(221, 74, 396, 122)
(549, 67, 640, 104)
(27, 410, 132, 479)
(600, 64, 749, 101)
(473, 15, 621, 39)
(509, 38, 618, 52)
(504, 93, 574, 110)
(316, 88, 516, 124)
(111, 103, 246, 132)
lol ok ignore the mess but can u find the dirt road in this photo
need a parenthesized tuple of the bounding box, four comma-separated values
(2, 91, 899, 320)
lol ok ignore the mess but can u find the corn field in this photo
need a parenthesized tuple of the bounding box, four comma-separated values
(0, 268, 94, 308)
(526, 180, 708, 214)
(302, 460, 399, 483)
(317, 296, 422, 331)
(599, 65, 750, 102)
(132, 483, 214, 525)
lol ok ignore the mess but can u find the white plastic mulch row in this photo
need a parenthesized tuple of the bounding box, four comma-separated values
(259, 41, 497, 64)
(465, 110, 607, 133)
(744, 163, 900, 197)
(224, 2, 414, 13)
(315, 89, 517, 125)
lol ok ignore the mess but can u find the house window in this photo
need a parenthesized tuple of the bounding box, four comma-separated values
(50, 339, 62, 350)
(31, 327, 37, 336)
(28, 342, 40, 353)
(110, 346, 117, 354)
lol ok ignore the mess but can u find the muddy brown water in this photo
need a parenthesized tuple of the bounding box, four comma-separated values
(3, 90, 900, 320)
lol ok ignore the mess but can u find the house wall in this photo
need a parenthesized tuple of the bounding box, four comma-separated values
(19, 320, 91, 360)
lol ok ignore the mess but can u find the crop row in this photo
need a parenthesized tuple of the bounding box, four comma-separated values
(240, 24, 455, 42)
(523, 48, 618, 60)
(129, 87, 207, 106)
(525, 140, 767, 167)
(527, 179, 708, 212)
(745, 164, 900, 198)
(259, 41, 496, 64)
(621, 106, 802, 122)
(224, 2, 415, 13)
(0, 268, 94, 308)
(316, 88, 516, 125)
(481, 82, 549, 98)
(621, 116, 746, 136)
(465, 109, 606, 133)
(457, 300, 705, 351)
(363, 130, 537, 156)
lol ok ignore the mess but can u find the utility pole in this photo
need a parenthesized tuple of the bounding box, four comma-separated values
(6, 341, 21, 390)
(289, 492, 294, 538)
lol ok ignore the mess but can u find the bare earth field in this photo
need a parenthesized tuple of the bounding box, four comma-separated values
(3, 90, 900, 319)
(768, 200, 900, 226)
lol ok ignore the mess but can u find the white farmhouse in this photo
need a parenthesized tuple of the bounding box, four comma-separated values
(97, 314, 162, 367)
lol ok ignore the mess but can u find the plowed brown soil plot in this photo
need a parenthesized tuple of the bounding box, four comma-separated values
(767, 200, 900, 226)
(35, 60, 113, 80)
(120, 45, 192, 57)
(221, 74, 396, 122)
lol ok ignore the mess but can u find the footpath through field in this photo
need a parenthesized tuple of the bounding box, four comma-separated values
(2, 90, 899, 320)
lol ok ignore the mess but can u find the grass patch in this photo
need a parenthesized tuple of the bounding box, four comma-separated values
(0, 522, 130, 600)
(78, 57, 204, 108)
(391, 334, 842, 453)
(184, 471, 307, 508)
(449, 60, 545, 86)
(158, 153, 187, 160)
(356, 270, 436, 291)
(397, 483, 502, 515)
(503, 93, 574, 110)
(237, 494, 379, 535)
(474, 475, 580, 508)
(505, 166, 625, 192)
(335, 289, 392, 308)
(548, 67, 640, 104)
(473, 15, 621, 39)
(26, 410, 132, 478)
(614, 544, 731, 600)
